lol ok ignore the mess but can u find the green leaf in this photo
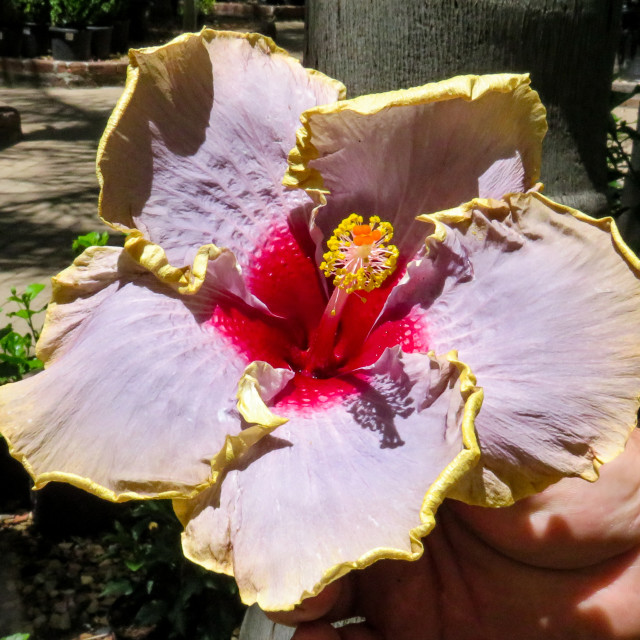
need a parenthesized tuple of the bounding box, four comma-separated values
(135, 600, 166, 626)
(101, 578, 134, 597)
(72, 231, 110, 255)
(23, 283, 45, 302)
(126, 559, 145, 572)
(8, 309, 35, 321)
(27, 358, 43, 371)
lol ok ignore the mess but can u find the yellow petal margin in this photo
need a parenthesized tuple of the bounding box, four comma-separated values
(2, 360, 290, 504)
(209, 361, 290, 486)
(274, 352, 483, 611)
(1, 254, 291, 504)
(420, 190, 640, 294)
(418, 191, 640, 507)
(175, 351, 483, 611)
(95, 29, 345, 296)
(173, 361, 290, 518)
(123, 230, 224, 295)
(283, 73, 547, 206)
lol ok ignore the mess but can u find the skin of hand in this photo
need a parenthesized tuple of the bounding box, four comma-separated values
(268, 430, 640, 640)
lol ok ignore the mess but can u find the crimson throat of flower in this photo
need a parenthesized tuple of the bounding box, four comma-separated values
(303, 214, 399, 375)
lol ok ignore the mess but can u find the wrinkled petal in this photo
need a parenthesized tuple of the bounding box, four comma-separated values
(284, 74, 546, 258)
(0, 247, 290, 500)
(407, 193, 640, 506)
(98, 30, 345, 286)
(174, 348, 482, 610)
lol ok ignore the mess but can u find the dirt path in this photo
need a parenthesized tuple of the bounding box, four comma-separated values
(0, 22, 305, 328)
(0, 86, 124, 315)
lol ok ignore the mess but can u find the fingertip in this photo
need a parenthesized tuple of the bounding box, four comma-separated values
(292, 621, 341, 640)
(293, 621, 380, 640)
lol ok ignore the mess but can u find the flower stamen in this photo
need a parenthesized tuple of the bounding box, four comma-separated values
(304, 215, 398, 375)
(320, 214, 399, 294)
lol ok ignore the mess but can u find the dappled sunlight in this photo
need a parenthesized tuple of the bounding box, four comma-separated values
(0, 87, 124, 302)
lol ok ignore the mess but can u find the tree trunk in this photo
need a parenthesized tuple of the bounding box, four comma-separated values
(306, 0, 621, 215)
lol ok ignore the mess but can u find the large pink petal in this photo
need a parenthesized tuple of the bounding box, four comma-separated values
(175, 347, 481, 610)
(0, 247, 278, 500)
(412, 193, 640, 505)
(284, 74, 546, 259)
(98, 30, 345, 273)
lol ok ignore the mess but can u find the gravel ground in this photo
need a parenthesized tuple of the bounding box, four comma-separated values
(0, 512, 124, 639)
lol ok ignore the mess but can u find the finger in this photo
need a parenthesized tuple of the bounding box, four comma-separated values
(267, 578, 352, 626)
(353, 556, 439, 640)
(337, 623, 383, 640)
(292, 621, 381, 640)
(449, 429, 640, 568)
(432, 506, 640, 639)
(292, 621, 341, 640)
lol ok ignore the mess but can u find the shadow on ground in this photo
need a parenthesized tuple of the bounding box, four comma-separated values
(0, 86, 124, 303)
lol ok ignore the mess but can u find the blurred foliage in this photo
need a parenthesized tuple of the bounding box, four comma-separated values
(0, 284, 46, 385)
(103, 501, 246, 640)
(50, 0, 123, 26)
(199, 0, 217, 13)
(11, 0, 50, 23)
(607, 87, 640, 218)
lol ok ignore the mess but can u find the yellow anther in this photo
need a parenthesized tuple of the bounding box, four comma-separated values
(321, 214, 399, 293)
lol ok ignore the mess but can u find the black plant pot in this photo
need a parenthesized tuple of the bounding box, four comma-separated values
(49, 26, 92, 61)
(22, 22, 49, 57)
(87, 25, 112, 59)
(0, 26, 23, 57)
(111, 19, 130, 54)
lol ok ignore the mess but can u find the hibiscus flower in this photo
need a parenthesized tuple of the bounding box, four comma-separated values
(2, 30, 640, 612)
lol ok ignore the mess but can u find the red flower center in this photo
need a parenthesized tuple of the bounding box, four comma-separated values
(208, 222, 428, 412)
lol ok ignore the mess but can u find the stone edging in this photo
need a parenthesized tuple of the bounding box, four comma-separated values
(0, 56, 128, 88)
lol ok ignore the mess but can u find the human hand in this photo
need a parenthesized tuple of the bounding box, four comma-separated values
(267, 429, 640, 640)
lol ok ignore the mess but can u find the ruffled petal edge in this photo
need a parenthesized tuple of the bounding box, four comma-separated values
(283, 73, 547, 206)
(2, 250, 294, 503)
(96, 28, 346, 294)
(208, 362, 293, 485)
(1, 420, 216, 503)
(123, 230, 223, 295)
(176, 351, 483, 611)
(418, 192, 640, 506)
(418, 191, 640, 293)
(2, 359, 292, 503)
